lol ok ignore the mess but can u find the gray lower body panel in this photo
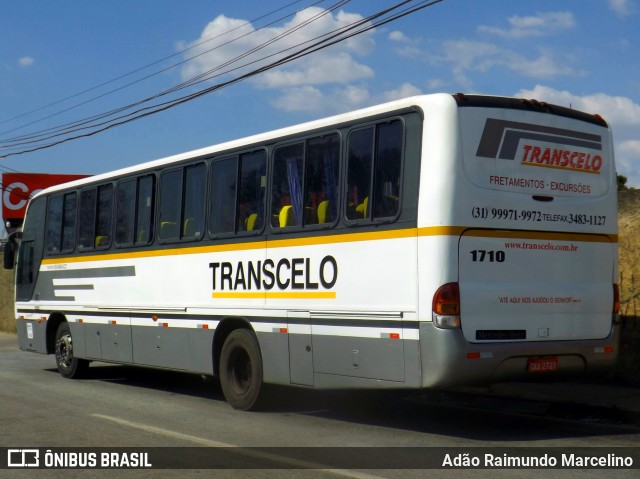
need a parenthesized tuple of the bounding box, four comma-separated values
(419, 321, 620, 388)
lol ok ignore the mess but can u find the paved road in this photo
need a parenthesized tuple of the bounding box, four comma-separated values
(0, 332, 638, 479)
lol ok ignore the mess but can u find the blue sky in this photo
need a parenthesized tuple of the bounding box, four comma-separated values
(1, 0, 639, 188)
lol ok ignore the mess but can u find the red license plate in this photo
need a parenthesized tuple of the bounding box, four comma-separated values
(527, 357, 558, 373)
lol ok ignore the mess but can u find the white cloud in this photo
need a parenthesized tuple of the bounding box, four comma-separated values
(514, 85, 640, 126)
(438, 40, 578, 87)
(271, 85, 325, 112)
(425, 78, 446, 90)
(18, 56, 34, 67)
(382, 83, 422, 102)
(270, 84, 370, 113)
(515, 85, 640, 186)
(180, 7, 375, 89)
(260, 52, 373, 88)
(608, 0, 635, 17)
(478, 11, 575, 38)
(388, 30, 411, 43)
(271, 81, 424, 114)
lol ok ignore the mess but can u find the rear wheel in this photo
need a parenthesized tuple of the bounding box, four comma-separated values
(54, 322, 88, 379)
(219, 329, 264, 410)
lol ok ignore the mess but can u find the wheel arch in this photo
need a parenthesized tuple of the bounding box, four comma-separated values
(212, 317, 256, 377)
(46, 312, 68, 354)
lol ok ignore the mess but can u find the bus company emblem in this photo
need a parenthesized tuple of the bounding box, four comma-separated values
(476, 118, 604, 174)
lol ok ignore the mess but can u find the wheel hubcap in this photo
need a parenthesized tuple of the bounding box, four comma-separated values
(55, 333, 73, 369)
(229, 348, 252, 395)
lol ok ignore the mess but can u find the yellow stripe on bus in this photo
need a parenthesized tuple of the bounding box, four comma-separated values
(41, 226, 617, 265)
(212, 291, 336, 300)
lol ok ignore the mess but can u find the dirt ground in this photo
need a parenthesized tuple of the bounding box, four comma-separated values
(618, 189, 640, 316)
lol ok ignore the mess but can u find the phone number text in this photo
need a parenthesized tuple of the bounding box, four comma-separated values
(471, 207, 606, 226)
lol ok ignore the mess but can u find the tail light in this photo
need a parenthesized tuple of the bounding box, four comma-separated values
(613, 283, 620, 315)
(433, 283, 461, 329)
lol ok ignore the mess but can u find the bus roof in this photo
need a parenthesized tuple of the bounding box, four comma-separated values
(33, 93, 610, 198)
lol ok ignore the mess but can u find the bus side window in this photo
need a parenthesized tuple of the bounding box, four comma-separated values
(210, 157, 238, 235)
(237, 150, 266, 232)
(116, 179, 136, 245)
(182, 163, 206, 239)
(373, 121, 403, 218)
(115, 175, 155, 247)
(305, 135, 339, 225)
(271, 143, 304, 228)
(45, 192, 77, 254)
(78, 188, 97, 250)
(345, 120, 403, 221)
(159, 164, 205, 242)
(45, 195, 63, 253)
(159, 169, 182, 241)
(135, 175, 155, 245)
(346, 127, 374, 220)
(95, 184, 114, 249)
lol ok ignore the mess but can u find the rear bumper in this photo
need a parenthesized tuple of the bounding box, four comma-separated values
(419, 321, 619, 388)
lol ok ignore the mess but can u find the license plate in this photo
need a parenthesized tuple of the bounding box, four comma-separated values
(527, 357, 558, 373)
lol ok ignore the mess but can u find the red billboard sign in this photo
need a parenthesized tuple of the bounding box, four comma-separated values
(2, 173, 90, 222)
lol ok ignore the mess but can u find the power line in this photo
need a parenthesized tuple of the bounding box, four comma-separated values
(0, 0, 352, 148)
(0, 0, 317, 135)
(0, 0, 444, 160)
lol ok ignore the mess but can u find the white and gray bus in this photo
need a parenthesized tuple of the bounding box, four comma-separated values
(6, 93, 620, 410)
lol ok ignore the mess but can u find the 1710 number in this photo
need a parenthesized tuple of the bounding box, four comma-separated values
(470, 250, 505, 262)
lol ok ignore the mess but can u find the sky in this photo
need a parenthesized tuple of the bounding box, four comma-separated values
(1, 0, 639, 190)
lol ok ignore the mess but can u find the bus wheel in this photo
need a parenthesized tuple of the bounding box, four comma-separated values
(54, 322, 88, 379)
(219, 329, 263, 410)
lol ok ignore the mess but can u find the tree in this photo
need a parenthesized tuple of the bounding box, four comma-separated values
(618, 174, 629, 191)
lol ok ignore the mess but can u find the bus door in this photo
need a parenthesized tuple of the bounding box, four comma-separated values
(15, 197, 46, 303)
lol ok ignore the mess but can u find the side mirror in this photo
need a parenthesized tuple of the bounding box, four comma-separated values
(3, 239, 15, 270)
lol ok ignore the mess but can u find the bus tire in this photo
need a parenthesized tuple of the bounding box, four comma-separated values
(54, 322, 88, 379)
(219, 329, 264, 411)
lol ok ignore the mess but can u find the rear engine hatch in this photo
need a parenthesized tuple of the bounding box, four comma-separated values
(458, 230, 614, 343)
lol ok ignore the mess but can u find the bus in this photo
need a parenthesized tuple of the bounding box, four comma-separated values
(5, 93, 620, 410)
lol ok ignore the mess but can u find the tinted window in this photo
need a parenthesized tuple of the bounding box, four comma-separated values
(373, 121, 402, 218)
(116, 179, 136, 245)
(272, 143, 304, 228)
(78, 189, 97, 250)
(209, 158, 237, 235)
(45, 192, 77, 254)
(182, 164, 206, 238)
(159, 169, 181, 240)
(346, 120, 403, 221)
(237, 151, 266, 232)
(135, 175, 155, 245)
(61, 193, 77, 252)
(209, 151, 266, 235)
(305, 135, 339, 225)
(46, 196, 63, 253)
(95, 184, 113, 249)
(159, 164, 205, 241)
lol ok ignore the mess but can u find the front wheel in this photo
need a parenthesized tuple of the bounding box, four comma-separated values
(219, 329, 264, 410)
(54, 322, 89, 379)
